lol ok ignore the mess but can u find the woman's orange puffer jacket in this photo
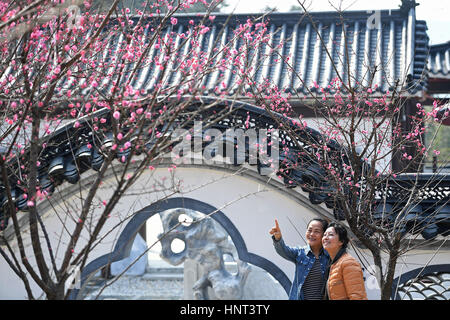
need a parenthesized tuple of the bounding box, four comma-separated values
(327, 252, 368, 300)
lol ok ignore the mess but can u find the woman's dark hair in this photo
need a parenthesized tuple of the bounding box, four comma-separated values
(308, 218, 329, 233)
(327, 222, 349, 249)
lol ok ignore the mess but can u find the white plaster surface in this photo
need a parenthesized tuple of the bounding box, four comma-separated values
(0, 165, 448, 300)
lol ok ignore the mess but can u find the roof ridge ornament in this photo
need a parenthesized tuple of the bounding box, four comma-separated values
(399, 0, 420, 14)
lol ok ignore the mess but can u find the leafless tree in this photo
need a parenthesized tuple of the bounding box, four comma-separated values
(245, 0, 449, 299)
(0, 0, 271, 299)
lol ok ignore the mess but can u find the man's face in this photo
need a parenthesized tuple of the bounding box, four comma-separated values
(305, 220, 324, 248)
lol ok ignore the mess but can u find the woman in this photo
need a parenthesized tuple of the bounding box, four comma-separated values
(322, 222, 367, 300)
(269, 218, 329, 300)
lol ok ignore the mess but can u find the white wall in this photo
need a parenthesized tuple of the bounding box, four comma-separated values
(303, 117, 392, 173)
(0, 164, 448, 299)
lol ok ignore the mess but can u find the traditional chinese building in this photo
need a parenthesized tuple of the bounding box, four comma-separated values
(0, 0, 449, 300)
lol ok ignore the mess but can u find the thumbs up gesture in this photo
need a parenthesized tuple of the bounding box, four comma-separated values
(269, 219, 282, 241)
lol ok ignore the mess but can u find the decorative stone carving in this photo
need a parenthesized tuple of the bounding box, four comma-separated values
(158, 208, 250, 300)
(183, 259, 288, 300)
(111, 233, 148, 276)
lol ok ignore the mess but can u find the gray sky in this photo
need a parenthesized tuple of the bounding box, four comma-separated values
(223, 0, 450, 45)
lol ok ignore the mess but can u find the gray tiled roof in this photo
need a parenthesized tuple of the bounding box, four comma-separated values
(42, 6, 428, 100)
(1, 5, 431, 101)
(124, 9, 428, 97)
(428, 42, 450, 79)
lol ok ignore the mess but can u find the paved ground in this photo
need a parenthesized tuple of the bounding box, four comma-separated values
(82, 262, 184, 300)
(83, 276, 184, 300)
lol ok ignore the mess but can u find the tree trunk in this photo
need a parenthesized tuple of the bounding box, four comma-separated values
(380, 251, 399, 300)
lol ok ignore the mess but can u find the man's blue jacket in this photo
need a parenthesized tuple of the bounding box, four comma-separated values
(273, 237, 329, 300)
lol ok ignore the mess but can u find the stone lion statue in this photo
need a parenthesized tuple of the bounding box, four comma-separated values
(158, 208, 250, 300)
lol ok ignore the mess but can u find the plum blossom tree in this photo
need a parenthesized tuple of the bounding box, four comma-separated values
(243, 0, 450, 300)
(0, 0, 272, 299)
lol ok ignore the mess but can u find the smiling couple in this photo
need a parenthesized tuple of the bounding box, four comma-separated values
(270, 219, 367, 300)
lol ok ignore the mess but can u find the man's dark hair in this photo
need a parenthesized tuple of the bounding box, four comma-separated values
(327, 222, 349, 249)
(307, 218, 329, 233)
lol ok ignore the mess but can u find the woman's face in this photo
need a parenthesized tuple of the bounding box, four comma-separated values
(322, 227, 343, 253)
(305, 220, 325, 248)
